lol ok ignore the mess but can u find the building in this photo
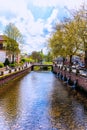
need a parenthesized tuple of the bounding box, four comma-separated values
(0, 35, 7, 63)
(0, 35, 20, 63)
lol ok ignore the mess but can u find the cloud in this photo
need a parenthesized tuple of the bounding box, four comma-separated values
(0, 0, 86, 54)
(45, 8, 59, 32)
(0, 0, 27, 15)
(22, 8, 60, 53)
(32, 0, 87, 9)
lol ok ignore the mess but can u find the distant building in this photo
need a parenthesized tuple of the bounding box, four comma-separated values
(0, 35, 20, 63)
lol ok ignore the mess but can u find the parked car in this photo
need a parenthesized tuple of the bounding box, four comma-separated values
(78, 62, 85, 68)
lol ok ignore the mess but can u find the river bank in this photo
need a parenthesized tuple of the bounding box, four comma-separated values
(0, 65, 31, 95)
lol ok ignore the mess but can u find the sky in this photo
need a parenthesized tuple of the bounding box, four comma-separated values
(0, 0, 87, 54)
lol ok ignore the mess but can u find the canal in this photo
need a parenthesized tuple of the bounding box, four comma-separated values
(0, 71, 87, 130)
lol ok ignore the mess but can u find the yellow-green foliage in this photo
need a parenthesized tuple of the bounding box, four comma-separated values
(48, 5, 87, 64)
(0, 62, 4, 68)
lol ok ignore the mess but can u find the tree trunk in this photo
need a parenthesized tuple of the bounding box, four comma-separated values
(84, 51, 87, 68)
(70, 55, 72, 66)
(63, 57, 65, 66)
(12, 54, 15, 63)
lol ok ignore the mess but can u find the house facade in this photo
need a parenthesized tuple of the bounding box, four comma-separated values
(0, 35, 7, 63)
(0, 35, 20, 63)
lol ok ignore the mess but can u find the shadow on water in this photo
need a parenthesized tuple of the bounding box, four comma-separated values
(49, 77, 87, 130)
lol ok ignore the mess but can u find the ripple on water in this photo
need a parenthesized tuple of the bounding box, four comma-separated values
(0, 72, 87, 130)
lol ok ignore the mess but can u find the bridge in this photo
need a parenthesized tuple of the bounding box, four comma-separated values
(31, 63, 53, 71)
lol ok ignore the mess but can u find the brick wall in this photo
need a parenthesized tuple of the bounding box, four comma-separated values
(53, 66, 87, 92)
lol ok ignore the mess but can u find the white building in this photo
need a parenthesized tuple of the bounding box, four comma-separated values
(0, 35, 20, 63)
(0, 35, 7, 63)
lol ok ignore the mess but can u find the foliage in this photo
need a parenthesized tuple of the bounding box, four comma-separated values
(21, 58, 26, 63)
(4, 58, 10, 66)
(48, 25, 65, 57)
(9, 63, 16, 67)
(28, 58, 34, 63)
(4, 23, 23, 63)
(33, 66, 40, 71)
(74, 5, 87, 68)
(21, 58, 34, 63)
(4, 23, 23, 42)
(0, 62, 4, 68)
(43, 61, 53, 65)
(44, 52, 53, 62)
(48, 4, 87, 66)
(33, 66, 51, 71)
(31, 51, 43, 62)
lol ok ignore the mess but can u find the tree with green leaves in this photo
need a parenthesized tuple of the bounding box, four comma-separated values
(6, 38, 20, 63)
(48, 4, 87, 67)
(4, 23, 23, 42)
(63, 19, 82, 65)
(44, 52, 53, 62)
(48, 24, 66, 58)
(31, 51, 43, 63)
(4, 23, 23, 63)
(74, 5, 87, 67)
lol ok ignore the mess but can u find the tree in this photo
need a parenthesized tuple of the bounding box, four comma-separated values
(31, 51, 43, 63)
(63, 19, 82, 65)
(48, 4, 87, 66)
(44, 52, 53, 62)
(4, 58, 10, 66)
(48, 23, 77, 65)
(74, 5, 87, 68)
(6, 38, 20, 63)
(4, 23, 22, 42)
(4, 23, 23, 63)
(48, 24, 66, 59)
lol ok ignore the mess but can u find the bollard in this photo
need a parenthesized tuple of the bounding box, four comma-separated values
(59, 72, 63, 80)
(15, 68, 17, 71)
(69, 67, 72, 73)
(65, 77, 70, 85)
(62, 74, 67, 81)
(71, 79, 78, 89)
(76, 69, 79, 75)
(56, 72, 59, 78)
(9, 69, 11, 73)
(1, 71, 4, 75)
(64, 76, 72, 86)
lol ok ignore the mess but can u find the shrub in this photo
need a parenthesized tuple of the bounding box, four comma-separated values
(43, 66, 48, 70)
(21, 58, 34, 63)
(4, 58, 10, 66)
(43, 61, 53, 65)
(0, 62, 4, 68)
(21, 58, 26, 63)
(9, 63, 16, 68)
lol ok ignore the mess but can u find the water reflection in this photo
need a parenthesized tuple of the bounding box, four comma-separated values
(49, 79, 87, 130)
(0, 81, 21, 130)
(0, 71, 87, 130)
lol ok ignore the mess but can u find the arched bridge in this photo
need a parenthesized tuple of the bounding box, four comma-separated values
(31, 63, 53, 71)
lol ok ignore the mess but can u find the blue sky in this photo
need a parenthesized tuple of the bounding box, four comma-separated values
(0, 0, 87, 54)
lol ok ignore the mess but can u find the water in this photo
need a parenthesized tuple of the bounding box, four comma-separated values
(0, 71, 87, 130)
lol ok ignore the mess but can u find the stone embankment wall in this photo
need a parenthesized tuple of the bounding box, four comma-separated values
(0, 66, 32, 86)
(53, 66, 87, 92)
